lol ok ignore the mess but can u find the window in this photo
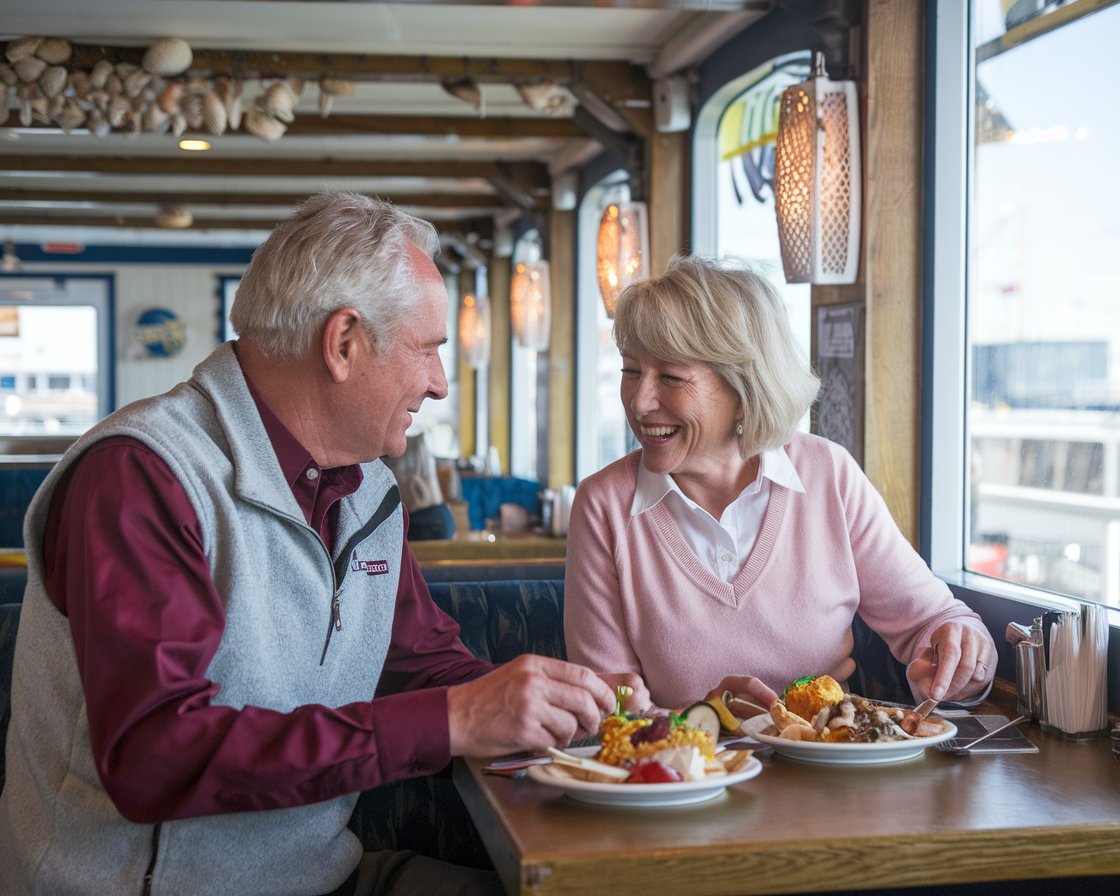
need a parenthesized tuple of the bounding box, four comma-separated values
(575, 172, 633, 482)
(0, 275, 113, 438)
(929, 0, 1120, 608)
(694, 51, 813, 397)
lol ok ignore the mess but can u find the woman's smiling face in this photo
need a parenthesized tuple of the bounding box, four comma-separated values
(620, 345, 743, 481)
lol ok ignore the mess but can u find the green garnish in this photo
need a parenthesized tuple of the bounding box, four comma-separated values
(783, 675, 816, 698)
(613, 685, 633, 717)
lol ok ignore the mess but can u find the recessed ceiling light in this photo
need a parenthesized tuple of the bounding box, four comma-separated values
(179, 139, 211, 152)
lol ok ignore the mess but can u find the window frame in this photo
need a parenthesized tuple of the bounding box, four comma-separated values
(0, 272, 115, 438)
(924, 1, 1120, 634)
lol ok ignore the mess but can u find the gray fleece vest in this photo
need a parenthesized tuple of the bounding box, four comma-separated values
(0, 343, 404, 896)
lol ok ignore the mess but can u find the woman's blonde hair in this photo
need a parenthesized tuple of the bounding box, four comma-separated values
(612, 254, 820, 458)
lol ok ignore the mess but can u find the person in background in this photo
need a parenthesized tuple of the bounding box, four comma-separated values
(385, 433, 456, 541)
(563, 254, 997, 714)
(0, 192, 614, 896)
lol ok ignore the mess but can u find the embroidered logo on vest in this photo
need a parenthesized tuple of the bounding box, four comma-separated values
(351, 552, 389, 576)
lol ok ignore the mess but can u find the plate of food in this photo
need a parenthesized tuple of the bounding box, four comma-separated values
(525, 690, 762, 807)
(527, 746, 762, 807)
(740, 675, 957, 766)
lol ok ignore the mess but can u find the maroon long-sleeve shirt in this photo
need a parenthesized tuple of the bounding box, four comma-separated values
(40, 385, 492, 821)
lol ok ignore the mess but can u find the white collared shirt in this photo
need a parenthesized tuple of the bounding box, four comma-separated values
(629, 447, 806, 581)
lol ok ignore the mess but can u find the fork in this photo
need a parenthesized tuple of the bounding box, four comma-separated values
(940, 715, 1029, 754)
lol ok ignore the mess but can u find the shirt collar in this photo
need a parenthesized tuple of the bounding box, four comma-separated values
(241, 363, 363, 522)
(630, 444, 804, 517)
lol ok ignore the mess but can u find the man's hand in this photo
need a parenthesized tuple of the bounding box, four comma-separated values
(447, 654, 616, 757)
(596, 672, 650, 715)
(906, 621, 997, 702)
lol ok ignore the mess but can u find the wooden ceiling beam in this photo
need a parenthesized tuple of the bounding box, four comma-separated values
(0, 154, 550, 185)
(0, 188, 505, 209)
(66, 44, 647, 96)
(0, 211, 498, 232)
(12, 114, 584, 140)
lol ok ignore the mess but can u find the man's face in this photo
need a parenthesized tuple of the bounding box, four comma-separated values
(357, 244, 449, 461)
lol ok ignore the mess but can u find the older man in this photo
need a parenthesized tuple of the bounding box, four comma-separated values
(0, 192, 615, 896)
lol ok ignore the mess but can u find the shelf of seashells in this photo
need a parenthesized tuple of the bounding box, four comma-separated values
(0, 36, 355, 142)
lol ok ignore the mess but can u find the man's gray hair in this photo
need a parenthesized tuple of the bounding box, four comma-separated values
(229, 191, 441, 358)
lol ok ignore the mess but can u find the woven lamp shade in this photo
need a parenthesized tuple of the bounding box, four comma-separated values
(509, 259, 551, 350)
(458, 293, 490, 370)
(773, 66, 861, 284)
(596, 200, 649, 318)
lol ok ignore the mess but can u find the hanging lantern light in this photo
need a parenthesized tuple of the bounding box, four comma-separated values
(596, 195, 649, 318)
(509, 235, 551, 350)
(458, 292, 490, 370)
(773, 51, 861, 284)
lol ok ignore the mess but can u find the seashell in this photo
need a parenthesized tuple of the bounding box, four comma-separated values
(260, 81, 297, 122)
(216, 76, 243, 130)
(0, 63, 16, 87)
(30, 94, 50, 125)
(180, 91, 204, 130)
(86, 88, 109, 111)
(114, 61, 139, 80)
(89, 59, 114, 89)
(68, 69, 91, 97)
(123, 68, 152, 98)
(155, 207, 193, 229)
(157, 81, 183, 114)
(170, 112, 187, 137)
(107, 93, 130, 128)
(38, 64, 67, 98)
(227, 94, 242, 130)
(16, 82, 39, 126)
(46, 92, 64, 118)
(243, 106, 286, 141)
(104, 72, 122, 96)
(0, 97, 7, 126)
(86, 107, 109, 137)
(318, 92, 333, 118)
(5, 37, 43, 64)
(35, 37, 72, 65)
(142, 38, 192, 77)
(202, 90, 227, 134)
(14, 56, 47, 83)
(141, 102, 170, 133)
(320, 77, 355, 97)
(54, 97, 85, 132)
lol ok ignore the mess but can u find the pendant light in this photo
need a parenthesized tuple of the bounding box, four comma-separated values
(773, 51, 861, 284)
(509, 233, 550, 350)
(458, 292, 490, 370)
(596, 189, 649, 318)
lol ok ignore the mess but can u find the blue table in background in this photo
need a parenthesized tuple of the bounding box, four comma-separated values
(458, 475, 540, 531)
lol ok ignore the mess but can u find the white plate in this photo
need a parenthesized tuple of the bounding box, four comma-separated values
(527, 746, 763, 807)
(741, 712, 958, 766)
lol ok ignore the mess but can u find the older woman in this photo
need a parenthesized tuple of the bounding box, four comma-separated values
(564, 255, 996, 712)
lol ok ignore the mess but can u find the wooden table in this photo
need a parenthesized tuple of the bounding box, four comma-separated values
(410, 533, 566, 564)
(454, 706, 1120, 895)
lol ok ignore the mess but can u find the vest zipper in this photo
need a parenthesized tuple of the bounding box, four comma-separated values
(319, 587, 342, 666)
(141, 822, 161, 895)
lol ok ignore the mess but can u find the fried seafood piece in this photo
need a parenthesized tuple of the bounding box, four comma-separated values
(767, 700, 817, 740)
(782, 674, 845, 721)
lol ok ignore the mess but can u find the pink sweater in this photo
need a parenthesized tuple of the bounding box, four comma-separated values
(564, 433, 988, 709)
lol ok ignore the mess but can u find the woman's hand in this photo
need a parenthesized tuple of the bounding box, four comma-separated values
(710, 675, 779, 717)
(906, 621, 997, 702)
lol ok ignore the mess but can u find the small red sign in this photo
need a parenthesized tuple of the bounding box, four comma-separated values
(40, 242, 85, 254)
